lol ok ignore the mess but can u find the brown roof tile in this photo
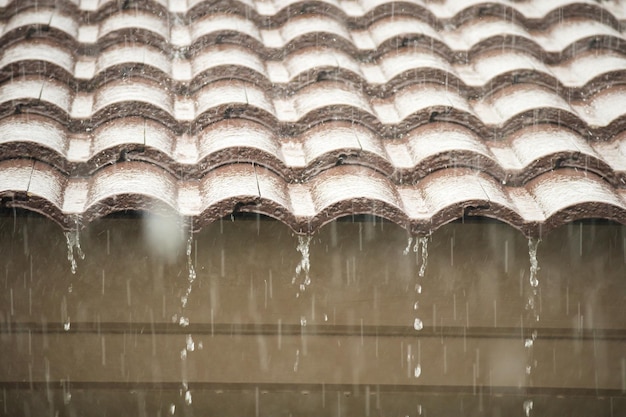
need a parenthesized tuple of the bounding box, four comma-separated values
(1, 0, 626, 235)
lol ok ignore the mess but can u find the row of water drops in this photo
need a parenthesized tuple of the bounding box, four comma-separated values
(404, 235, 429, 380)
(171, 232, 200, 414)
(65, 222, 199, 414)
(292, 233, 430, 381)
(293, 235, 311, 373)
(63, 223, 541, 416)
(524, 238, 541, 417)
(287, 233, 539, 417)
(63, 218, 85, 332)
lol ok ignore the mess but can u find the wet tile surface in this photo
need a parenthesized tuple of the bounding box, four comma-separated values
(1, 0, 626, 234)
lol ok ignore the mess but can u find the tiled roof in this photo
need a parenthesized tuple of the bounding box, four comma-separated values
(2, 0, 626, 235)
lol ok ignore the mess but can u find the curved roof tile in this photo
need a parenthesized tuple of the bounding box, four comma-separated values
(1, 0, 625, 236)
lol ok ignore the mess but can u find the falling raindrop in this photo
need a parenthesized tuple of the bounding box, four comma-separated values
(186, 335, 195, 352)
(413, 318, 423, 331)
(293, 349, 300, 372)
(169, 404, 176, 415)
(184, 390, 192, 405)
(414, 365, 422, 378)
(63, 317, 71, 331)
(523, 400, 533, 416)
(62, 379, 71, 405)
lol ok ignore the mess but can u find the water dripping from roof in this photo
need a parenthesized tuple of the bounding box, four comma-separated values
(418, 236, 428, 278)
(524, 238, 541, 416)
(293, 234, 312, 297)
(181, 233, 197, 309)
(404, 235, 429, 333)
(403, 236, 429, 276)
(64, 220, 84, 274)
(528, 238, 540, 292)
(403, 236, 414, 255)
(173, 229, 199, 413)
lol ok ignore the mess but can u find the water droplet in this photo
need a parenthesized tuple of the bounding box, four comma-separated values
(179, 317, 189, 327)
(63, 317, 71, 331)
(169, 404, 176, 415)
(413, 318, 423, 331)
(414, 365, 422, 378)
(300, 316, 307, 327)
(180, 349, 187, 360)
(524, 338, 533, 348)
(184, 390, 192, 405)
(293, 349, 300, 372)
(413, 301, 419, 310)
(523, 400, 533, 416)
(186, 335, 195, 352)
(415, 284, 422, 294)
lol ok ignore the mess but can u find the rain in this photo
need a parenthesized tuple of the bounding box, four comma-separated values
(1, 209, 624, 415)
(0, 0, 625, 416)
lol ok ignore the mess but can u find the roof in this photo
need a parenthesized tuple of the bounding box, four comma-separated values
(2, 0, 626, 236)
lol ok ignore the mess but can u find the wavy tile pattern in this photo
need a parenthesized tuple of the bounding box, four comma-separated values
(1, 0, 626, 235)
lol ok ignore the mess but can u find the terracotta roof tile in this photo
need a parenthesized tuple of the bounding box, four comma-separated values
(1, 0, 626, 235)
